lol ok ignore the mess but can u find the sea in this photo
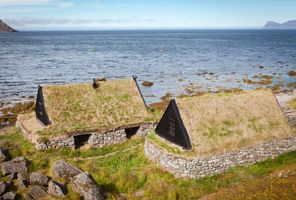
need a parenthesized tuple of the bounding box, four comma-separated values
(1, 30, 296, 105)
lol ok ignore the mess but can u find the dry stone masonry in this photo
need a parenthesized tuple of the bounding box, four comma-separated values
(144, 136, 296, 178)
(17, 121, 156, 150)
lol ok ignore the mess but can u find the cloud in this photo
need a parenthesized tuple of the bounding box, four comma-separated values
(4, 17, 156, 27)
(57, 1, 73, 8)
(0, 0, 52, 4)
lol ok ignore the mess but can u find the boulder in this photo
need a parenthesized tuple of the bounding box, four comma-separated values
(1, 157, 28, 176)
(48, 181, 66, 197)
(71, 172, 104, 200)
(1, 191, 16, 200)
(53, 160, 82, 179)
(25, 186, 47, 200)
(0, 181, 6, 195)
(0, 148, 8, 162)
(29, 172, 49, 186)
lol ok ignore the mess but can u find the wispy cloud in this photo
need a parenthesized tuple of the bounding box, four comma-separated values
(0, 0, 52, 5)
(4, 17, 156, 27)
(57, 1, 73, 8)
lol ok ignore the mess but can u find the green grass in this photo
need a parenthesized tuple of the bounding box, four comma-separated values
(147, 131, 183, 155)
(0, 128, 296, 200)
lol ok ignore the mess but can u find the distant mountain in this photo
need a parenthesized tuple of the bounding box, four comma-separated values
(263, 20, 296, 29)
(0, 19, 17, 32)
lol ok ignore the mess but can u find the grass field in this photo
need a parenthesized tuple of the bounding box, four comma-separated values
(0, 127, 295, 200)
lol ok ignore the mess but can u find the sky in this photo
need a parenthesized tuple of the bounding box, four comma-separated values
(0, 0, 296, 30)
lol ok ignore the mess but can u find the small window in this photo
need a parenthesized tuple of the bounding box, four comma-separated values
(169, 117, 175, 137)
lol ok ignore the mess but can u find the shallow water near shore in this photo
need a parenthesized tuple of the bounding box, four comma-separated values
(1, 29, 296, 104)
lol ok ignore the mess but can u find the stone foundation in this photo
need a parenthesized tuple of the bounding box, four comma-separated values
(144, 136, 296, 178)
(16, 121, 156, 150)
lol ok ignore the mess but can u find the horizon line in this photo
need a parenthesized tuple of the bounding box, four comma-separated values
(13, 27, 296, 31)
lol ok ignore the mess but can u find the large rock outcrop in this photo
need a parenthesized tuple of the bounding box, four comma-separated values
(0, 20, 17, 32)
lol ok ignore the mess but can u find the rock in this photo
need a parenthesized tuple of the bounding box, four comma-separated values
(71, 172, 104, 200)
(0, 19, 17, 32)
(134, 189, 144, 197)
(23, 194, 34, 200)
(0, 148, 8, 162)
(142, 81, 154, 87)
(29, 172, 49, 186)
(1, 191, 16, 200)
(118, 194, 127, 200)
(25, 186, 47, 200)
(288, 71, 296, 76)
(1, 157, 28, 176)
(0, 181, 6, 195)
(53, 160, 82, 179)
(48, 181, 66, 197)
(7, 173, 17, 184)
(17, 173, 29, 189)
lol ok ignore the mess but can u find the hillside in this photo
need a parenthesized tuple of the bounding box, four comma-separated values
(263, 20, 296, 29)
(0, 19, 17, 32)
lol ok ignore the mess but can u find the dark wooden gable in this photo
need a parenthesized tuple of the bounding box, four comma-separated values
(155, 99, 192, 149)
(35, 85, 51, 126)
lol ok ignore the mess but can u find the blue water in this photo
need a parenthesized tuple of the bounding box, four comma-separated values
(0, 30, 296, 104)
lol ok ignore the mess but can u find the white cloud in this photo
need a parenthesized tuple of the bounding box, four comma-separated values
(4, 17, 156, 27)
(57, 1, 73, 8)
(0, 0, 52, 4)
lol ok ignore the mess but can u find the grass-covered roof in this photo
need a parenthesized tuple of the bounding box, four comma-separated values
(151, 89, 295, 157)
(20, 78, 153, 137)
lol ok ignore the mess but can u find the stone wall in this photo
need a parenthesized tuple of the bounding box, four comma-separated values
(88, 129, 127, 148)
(144, 137, 296, 178)
(17, 121, 156, 150)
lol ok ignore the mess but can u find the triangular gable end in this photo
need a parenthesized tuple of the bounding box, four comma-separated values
(155, 99, 192, 149)
(35, 85, 51, 126)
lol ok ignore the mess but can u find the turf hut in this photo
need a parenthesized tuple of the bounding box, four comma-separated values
(18, 77, 156, 150)
(146, 89, 296, 178)
(154, 89, 294, 154)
